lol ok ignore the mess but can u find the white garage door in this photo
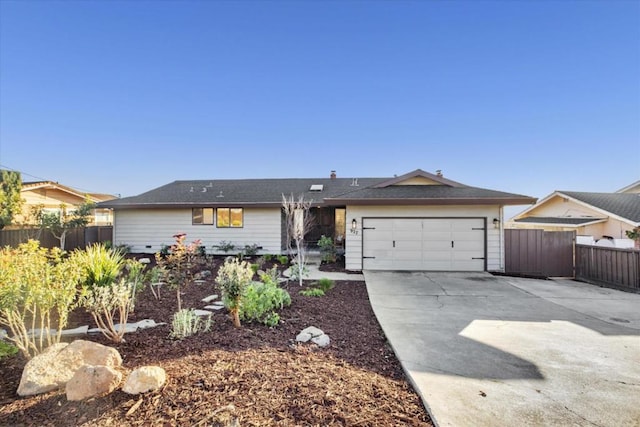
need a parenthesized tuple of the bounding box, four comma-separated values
(362, 218, 486, 271)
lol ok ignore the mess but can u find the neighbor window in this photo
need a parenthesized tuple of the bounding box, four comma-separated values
(217, 208, 243, 228)
(192, 208, 214, 225)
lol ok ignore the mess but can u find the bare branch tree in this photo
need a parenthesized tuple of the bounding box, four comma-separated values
(282, 194, 314, 286)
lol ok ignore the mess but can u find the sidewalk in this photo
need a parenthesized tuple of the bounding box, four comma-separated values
(283, 255, 364, 281)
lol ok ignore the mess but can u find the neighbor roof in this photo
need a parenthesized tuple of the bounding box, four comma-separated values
(560, 191, 640, 223)
(22, 181, 116, 202)
(513, 216, 606, 226)
(99, 169, 536, 209)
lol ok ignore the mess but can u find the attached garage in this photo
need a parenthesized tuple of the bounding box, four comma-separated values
(362, 218, 486, 271)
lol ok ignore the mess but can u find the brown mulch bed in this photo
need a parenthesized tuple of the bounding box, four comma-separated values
(0, 257, 432, 426)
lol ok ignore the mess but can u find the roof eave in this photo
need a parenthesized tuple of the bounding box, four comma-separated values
(99, 201, 293, 210)
(512, 218, 608, 227)
(324, 197, 537, 206)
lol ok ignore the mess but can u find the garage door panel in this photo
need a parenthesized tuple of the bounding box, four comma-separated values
(396, 241, 422, 250)
(423, 241, 452, 250)
(453, 240, 484, 251)
(422, 250, 452, 261)
(362, 218, 486, 272)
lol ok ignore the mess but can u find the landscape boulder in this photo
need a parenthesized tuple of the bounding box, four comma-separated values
(17, 340, 122, 396)
(66, 365, 122, 401)
(123, 366, 167, 395)
(296, 326, 324, 343)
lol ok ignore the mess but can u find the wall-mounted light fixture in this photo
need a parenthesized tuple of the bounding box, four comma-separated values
(351, 218, 358, 234)
(493, 218, 500, 229)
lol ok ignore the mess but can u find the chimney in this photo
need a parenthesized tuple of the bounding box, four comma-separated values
(330, 170, 337, 179)
(436, 170, 443, 177)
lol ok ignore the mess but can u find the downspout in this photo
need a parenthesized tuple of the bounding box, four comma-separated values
(499, 206, 504, 271)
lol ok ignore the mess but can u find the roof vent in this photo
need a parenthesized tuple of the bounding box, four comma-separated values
(330, 170, 336, 179)
(201, 187, 207, 192)
(436, 170, 443, 177)
(350, 178, 359, 186)
(310, 184, 324, 192)
(189, 187, 194, 192)
(217, 190, 224, 198)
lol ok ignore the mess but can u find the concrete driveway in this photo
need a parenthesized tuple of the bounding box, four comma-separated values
(363, 271, 640, 427)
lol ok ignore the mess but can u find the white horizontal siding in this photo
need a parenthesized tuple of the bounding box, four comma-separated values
(113, 208, 282, 254)
(345, 205, 503, 272)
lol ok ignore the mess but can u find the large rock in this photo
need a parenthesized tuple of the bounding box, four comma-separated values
(123, 366, 167, 395)
(66, 365, 122, 401)
(296, 326, 324, 343)
(17, 340, 122, 396)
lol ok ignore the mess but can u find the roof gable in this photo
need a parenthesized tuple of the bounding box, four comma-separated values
(512, 190, 640, 225)
(373, 169, 465, 188)
(21, 181, 116, 203)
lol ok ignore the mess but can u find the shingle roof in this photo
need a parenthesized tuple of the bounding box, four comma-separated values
(99, 171, 536, 209)
(561, 191, 640, 223)
(326, 185, 534, 205)
(514, 216, 605, 225)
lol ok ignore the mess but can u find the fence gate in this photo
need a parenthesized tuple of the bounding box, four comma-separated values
(505, 229, 575, 277)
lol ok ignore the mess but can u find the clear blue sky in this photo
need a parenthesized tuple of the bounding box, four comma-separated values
(1, 0, 638, 217)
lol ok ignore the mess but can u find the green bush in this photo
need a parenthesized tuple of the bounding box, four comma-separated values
(81, 279, 136, 343)
(263, 254, 273, 262)
(243, 243, 260, 257)
(170, 309, 212, 339)
(0, 240, 82, 358)
(250, 263, 260, 275)
(317, 278, 335, 293)
(277, 255, 289, 265)
(73, 243, 125, 288)
(0, 340, 18, 359)
(216, 240, 236, 253)
(217, 258, 254, 327)
(318, 235, 337, 263)
(300, 288, 325, 297)
(239, 279, 291, 326)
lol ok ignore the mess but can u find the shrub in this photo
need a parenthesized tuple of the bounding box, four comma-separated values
(216, 240, 236, 253)
(317, 278, 335, 293)
(155, 233, 201, 311)
(0, 240, 82, 358)
(263, 254, 273, 262)
(146, 266, 167, 299)
(0, 340, 18, 359)
(288, 262, 308, 284)
(81, 279, 136, 343)
(217, 258, 254, 327)
(276, 255, 289, 265)
(170, 309, 212, 339)
(160, 244, 170, 257)
(243, 243, 260, 257)
(74, 243, 125, 288)
(250, 263, 260, 274)
(318, 235, 337, 263)
(198, 245, 207, 256)
(123, 259, 146, 296)
(239, 278, 291, 326)
(300, 288, 325, 297)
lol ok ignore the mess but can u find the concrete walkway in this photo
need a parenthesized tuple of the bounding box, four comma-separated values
(283, 255, 364, 281)
(364, 271, 640, 427)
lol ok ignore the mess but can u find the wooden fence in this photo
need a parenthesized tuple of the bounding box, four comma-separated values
(575, 244, 640, 293)
(0, 226, 113, 251)
(505, 229, 575, 277)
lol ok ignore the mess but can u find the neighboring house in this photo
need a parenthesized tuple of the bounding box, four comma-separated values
(15, 181, 116, 227)
(507, 183, 640, 242)
(99, 169, 535, 272)
(617, 180, 640, 194)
